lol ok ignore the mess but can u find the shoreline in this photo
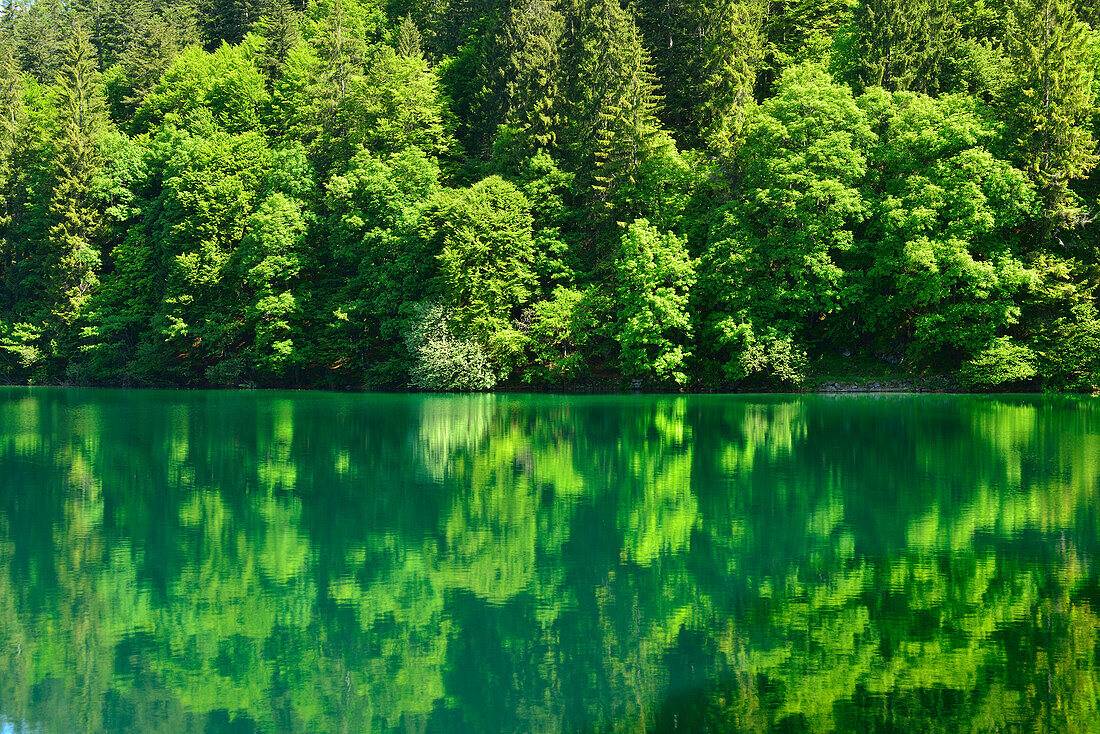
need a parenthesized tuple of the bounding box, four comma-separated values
(0, 375, 1086, 395)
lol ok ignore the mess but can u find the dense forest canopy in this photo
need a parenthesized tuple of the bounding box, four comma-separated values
(0, 0, 1097, 390)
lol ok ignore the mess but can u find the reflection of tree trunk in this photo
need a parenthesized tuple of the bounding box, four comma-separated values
(403, 712, 427, 734)
(342, 667, 352, 734)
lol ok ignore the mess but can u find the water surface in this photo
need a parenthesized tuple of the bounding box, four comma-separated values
(0, 389, 1098, 732)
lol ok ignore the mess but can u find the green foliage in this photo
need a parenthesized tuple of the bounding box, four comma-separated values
(957, 336, 1037, 387)
(322, 145, 440, 383)
(230, 189, 311, 377)
(256, 0, 301, 85)
(14, 0, 66, 84)
(0, 320, 42, 380)
(102, 3, 198, 123)
(426, 175, 537, 373)
(134, 41, 269, 135)
(404, 300, 497, 390)
(848, 0, 960, 94)
(857, 90, 1038, 364)
(697, 65, 871, 385)
(1021, 254, 1100, 391)
(610, 219, 696, 384)
(344, 44, 451, 157)
(523, 286, 592, 384)
(1005, 0, 1098, 231)
(44, 27, 105, 327)
(497, 0, 564, 153)
(0, 0, 1098, 390)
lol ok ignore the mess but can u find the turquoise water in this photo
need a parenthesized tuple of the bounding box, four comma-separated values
(0, 388, 1098, 732)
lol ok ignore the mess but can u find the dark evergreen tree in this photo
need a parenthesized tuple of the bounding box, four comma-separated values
(15, 0, 67, 83)
(43, 27, 104, 327)
(257, 0, 301, 84)
(851, 0, 959, 93)
(196, 0, 262, 48)
(561, 0, 668, 202)
(317, 0, 359, 121)
(0, 39, 20, 227)
(635, 0, 765, 155)
(755, 0, 849, 99)
(496, 0, 564, 154)
(1, 0, 17, 42)
(1006, 0, 1098, 233)
(72, 0, 143, 70)
(395, 14, 423, 57)
(0, 38, 22, 308)
(697, 0, 765, 159)
(108, 7, 195, 124)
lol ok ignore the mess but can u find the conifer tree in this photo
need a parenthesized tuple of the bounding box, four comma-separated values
(1006, 0, 1098, 233)
(395, 14, 422, 58)
(71, 0, 155, 70)
(852, 0, 958, 93)
(0, 39, 20, 227)
(635, 0, 764, 155)
(560, 0, 667, 206)
(0, 38, 22, 305)
(112, 8, 193, 123)
(44, 26, 104, 324)
(70, 0, 105, 69)
(15, 0, 67, 83)
(257, 0, 300, 84)
(196, 0, 261, 48)
(754, 0, 848, 98)
(697, 0, 765, 160)
(1, 0, 16, 42)
(632, 0, 690, 130)
(498, 0, 564, 152)
(317, 0, 359, 124)
(591, 37, 666, 207)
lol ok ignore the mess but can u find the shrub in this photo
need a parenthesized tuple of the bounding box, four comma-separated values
(404, 302, 497, 392)
(958, 337, 1037, 388)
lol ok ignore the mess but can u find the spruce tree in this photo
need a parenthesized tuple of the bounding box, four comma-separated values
(114, 9, 190, 122)
(395, 14, 422, 58)
(560, 0, 667, 205)
(852, 0, 958, 93)
(634, 0, 764, 155)
(0, 38, 21, 305)
(70, 0, 104, 69)
(196, 0, 261, 48)
(1006, 0, 1098, 233)
(591, 35, 666, 208)
(257, 0, 300, 84)
(310, 0, 369, 168)
(1, 0, 16, 42)
(754, 0, 848, 98)
(498, 0, 564, 152)
(697, 0, 765, 160)
(318, 0, 357, 113)
(0, 39, 20, 226)
(44, 26, 104, 325)
(15, 0, 67, 83)
(72, 0, 139, 69)
(635, 0, 692, 135)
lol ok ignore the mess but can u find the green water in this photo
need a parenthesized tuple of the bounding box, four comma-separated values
(0, 389, 1098, 733)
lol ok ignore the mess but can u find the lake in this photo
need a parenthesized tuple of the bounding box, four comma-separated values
(0, 388, 1098, 732)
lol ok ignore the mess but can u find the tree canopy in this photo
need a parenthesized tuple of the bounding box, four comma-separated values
(0, 0, 1097, 390)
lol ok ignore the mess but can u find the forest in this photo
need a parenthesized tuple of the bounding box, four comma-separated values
(0, 0, 1097, 391)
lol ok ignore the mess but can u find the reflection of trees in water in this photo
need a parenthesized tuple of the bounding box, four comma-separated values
(0, 392, 1098, 732)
